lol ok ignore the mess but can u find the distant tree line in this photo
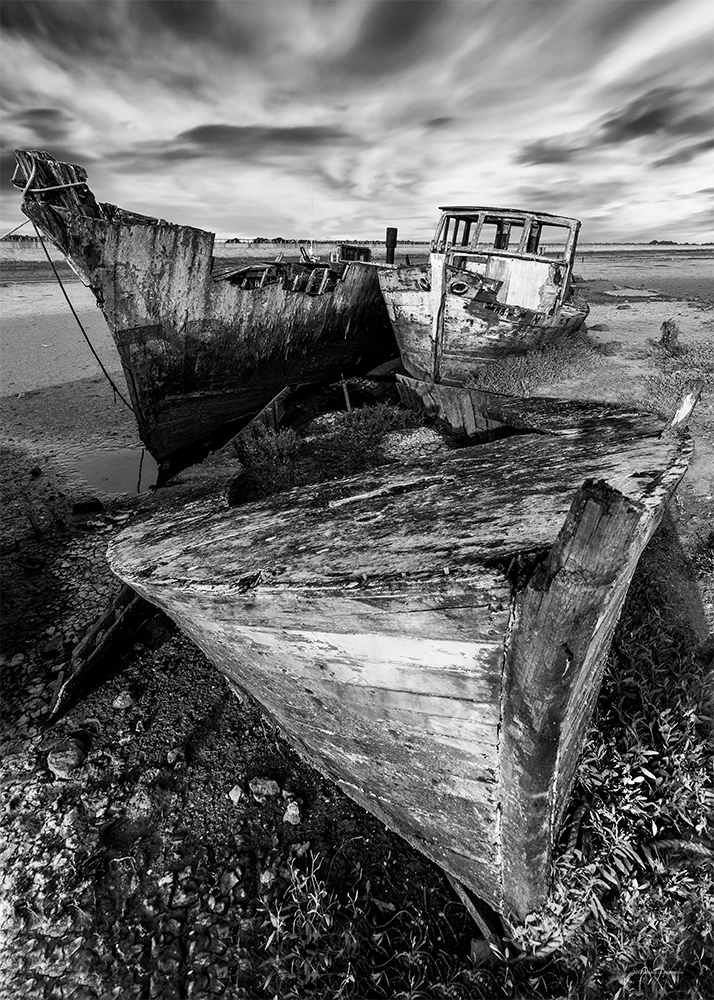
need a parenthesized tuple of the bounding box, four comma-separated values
(224, 237, 431, 244)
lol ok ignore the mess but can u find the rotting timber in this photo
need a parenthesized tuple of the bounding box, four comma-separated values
(394, 375, 671, 441)
(378, 206, 588, 384)
(12, 149, 396, 466)
(107, 394, 695, 923)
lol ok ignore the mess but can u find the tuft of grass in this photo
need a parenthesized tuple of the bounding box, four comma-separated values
(228, 403, 427, 505)
(257, 852, 476, 999)
(464, 334, 601, 397)
(658, 319, 685, 357)
(643, 337, 714, 416)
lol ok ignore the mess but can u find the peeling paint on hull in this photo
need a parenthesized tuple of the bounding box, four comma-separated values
(13, 150, 396, 464)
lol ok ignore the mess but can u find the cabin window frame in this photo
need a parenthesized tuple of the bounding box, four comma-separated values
(434, 211, 579, 265)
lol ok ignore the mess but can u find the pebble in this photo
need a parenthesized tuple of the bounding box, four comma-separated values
(9, 653, 26, 668)
(282, 801, 301, 825)
(41, 635, 64, 659)
(112, 690, 135, 710)
(47, 738, 86, 780)
(228, 785, 244, 805)
(248, 777, 280, 802)
(219, 871, 239, 894)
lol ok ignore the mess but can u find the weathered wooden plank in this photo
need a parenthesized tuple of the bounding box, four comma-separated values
(210, 625, 504, 700)
(498, 471, 686, 920)
(216, 386, 292, 458)
(49, 585, 153, 719)
(116, 424, 687, 592)
(396, 374, 667, 439)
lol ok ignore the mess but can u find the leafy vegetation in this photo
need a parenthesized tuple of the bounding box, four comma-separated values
(228, 402, 427, 504)
(658, 319, 685, 357)
(644, 328, 714, 416)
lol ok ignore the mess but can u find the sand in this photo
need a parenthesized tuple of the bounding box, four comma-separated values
(0, 280, 124, 397)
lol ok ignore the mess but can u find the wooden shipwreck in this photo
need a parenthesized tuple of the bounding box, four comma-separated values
(12, 149, 396, 466)
(378, 206, 588, 383)
(108, 395, 695, 923)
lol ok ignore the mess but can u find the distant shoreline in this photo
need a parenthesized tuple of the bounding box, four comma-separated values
(2, 236, 714, 255)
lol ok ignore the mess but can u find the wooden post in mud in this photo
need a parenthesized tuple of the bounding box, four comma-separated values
(385, 227, 398, 265)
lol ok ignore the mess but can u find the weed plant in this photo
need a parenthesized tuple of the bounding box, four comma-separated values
(644, 330, 714, 415)
(658, 319, 685, 357)
(228, 402, 426, 504)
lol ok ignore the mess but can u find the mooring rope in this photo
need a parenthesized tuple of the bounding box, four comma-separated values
(0, 219, 32, 240)
(32, 222, 135, 413)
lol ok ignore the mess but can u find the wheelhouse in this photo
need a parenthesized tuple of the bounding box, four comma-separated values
(432, 207, 581, 261)
(431, 207, 582, 314)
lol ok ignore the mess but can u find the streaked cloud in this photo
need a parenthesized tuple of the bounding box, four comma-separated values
(0, 0, 712, 241)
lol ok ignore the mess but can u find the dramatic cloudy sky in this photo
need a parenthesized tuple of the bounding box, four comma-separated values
(1, 0, 712, 242)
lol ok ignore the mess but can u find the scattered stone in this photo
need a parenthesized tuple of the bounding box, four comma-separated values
(72, 498, 104, 514)
(173, 884, 196, 907)
(228, 785, 244, 805)
(167, 746, 184, 765)
(282, 801, 301, 826)
(259, 869, 276, 888)
(30, 466, 43, 478)
(616, 303, 632, 310)
(112, 690, 135, 710)
(381, 426, 446, 463)
(590, 323, 610, 332)
(248, 777, 280, 802)
(47, 737, 86, 780)
(41, 634, 64, 659)
(8, 652, 26, 668)
(219, 871, 239, 894)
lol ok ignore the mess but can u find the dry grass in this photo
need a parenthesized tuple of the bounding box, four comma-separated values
(464, 334, 602, 397)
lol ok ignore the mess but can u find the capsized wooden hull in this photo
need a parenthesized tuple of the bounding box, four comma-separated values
(13, 150, 396, 465)
(378, 206, 589, 383)
(107, 405, 694, 923)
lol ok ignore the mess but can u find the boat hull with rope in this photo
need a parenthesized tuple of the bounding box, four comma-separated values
(12, 150, 397, 466)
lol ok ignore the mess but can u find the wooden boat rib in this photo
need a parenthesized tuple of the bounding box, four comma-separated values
(378, 206, 588, 384)
(12, 149, 396, 465)
(108, 396, 695, 923)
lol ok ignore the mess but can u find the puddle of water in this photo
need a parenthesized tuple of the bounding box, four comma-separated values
(76, 447, 158, 495)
